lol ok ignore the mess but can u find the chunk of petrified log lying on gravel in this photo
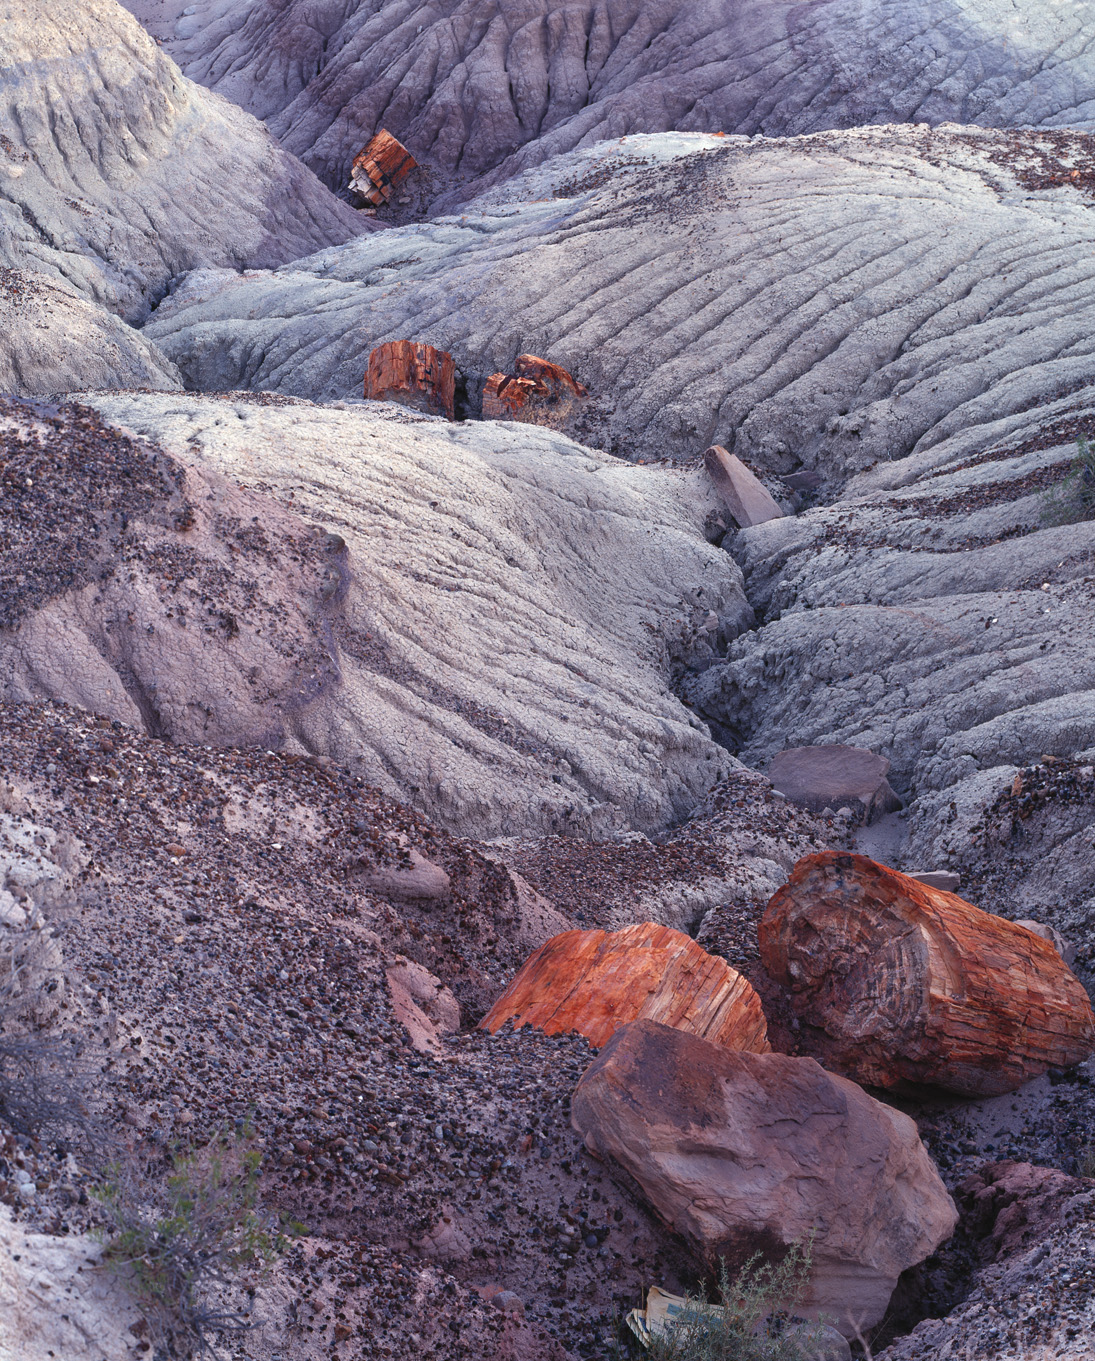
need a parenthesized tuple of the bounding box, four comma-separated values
(366, 340, 455, 418)
(479, 923, 769, 1052)
(572, 1020, 957, 1336)
(703, 446, 783, 529)
(759, 852, 1095, 1096)
(767, 745, 901, 824)
(481, 354, 588, 428)
(349, 129, 417, 207)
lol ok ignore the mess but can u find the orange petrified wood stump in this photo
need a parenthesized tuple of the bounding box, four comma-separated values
(349, 129, 417, 207)
(759, 852, 1095, 1096)
(479, 922, 770, 1053)
(481, 354, 588, 429)
(366, 340, 455, 419)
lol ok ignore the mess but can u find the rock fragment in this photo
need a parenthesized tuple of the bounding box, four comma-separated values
(703, 446, 784, 529)
(349, 129, 417, 208)
(759, 852, 1095, 1096)
(481, 355, 587, 429)
(366, 340, 456, 419)
(479, 922, 769, 1052)
(572, 1019, 957, 1337)
(768, 746, 901, 825)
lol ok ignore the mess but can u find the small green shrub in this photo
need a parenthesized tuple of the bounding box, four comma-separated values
(646, 1244, 830, 1361)
(1041, 435, 1095, 524)
(94, 1126, 286, 1359)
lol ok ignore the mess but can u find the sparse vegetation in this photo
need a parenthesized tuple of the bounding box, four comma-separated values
(94, 1127, 288, 1359)
(644, 1243, 832, 1361)
(0, 925, 88, 1142)
(1041, 435, 1095, 523)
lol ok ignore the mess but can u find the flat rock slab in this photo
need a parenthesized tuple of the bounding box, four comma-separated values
(703, 446, 784, 528)
(479, 923, 769, 1052)
(572, 1019, 957, 1337)
(768, 745, 901, 824)
(760, 852, 1095, 1096)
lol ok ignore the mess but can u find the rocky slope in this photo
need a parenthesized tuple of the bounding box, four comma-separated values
(142, 125, 1095, 470)
(1, 393, 747, 839)
(122, 0, 1095, 206)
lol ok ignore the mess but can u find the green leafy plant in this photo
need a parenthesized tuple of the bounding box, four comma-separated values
(645, 1242, 831, 1361)
(1041, 435, 1095, 523)
(94, 1126, 287, 1359)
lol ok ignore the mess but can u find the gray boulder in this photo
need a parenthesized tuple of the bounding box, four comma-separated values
(0, 0, 363, 324)
(768, 746, 900, 825)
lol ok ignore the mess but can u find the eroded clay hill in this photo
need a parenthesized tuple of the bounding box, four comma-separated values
(0, 0, 363, 392)
(124, 0, 1095, 205)
(144, 126, 1095, 473)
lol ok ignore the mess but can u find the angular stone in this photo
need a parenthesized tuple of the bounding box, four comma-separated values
(366, 340, 455, 419)
(572, 1020, 957, 1337)
(349, 129, 417, 207)
(479, 922, 770, 1053)
(905, 870, 960, 892)
(481, 354, 588, 429)
(768, 745, 901, 825)
(759, 852, 1095, 1096)
(386, 957, 460, 1055)
(703, 446, 784, 529)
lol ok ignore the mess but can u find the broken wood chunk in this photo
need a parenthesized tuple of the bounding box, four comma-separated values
(479, 921, 770, 1053)
(366, 340, 455, 419)
(759, 851, 1095, 1096)
(481, 354, 587, 429)
(703, 445, 784, 528)
(349, 129, 417, 207)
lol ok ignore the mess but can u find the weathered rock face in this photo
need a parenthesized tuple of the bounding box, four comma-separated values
(127, 0, 1095, 205)
(143, 126, 1095, 475)
(759, 852, 1095, 1096)
(572, 1020, 958, 1337)
(0, 0, 362, 325)
(767, 746, 901, 824)
(0, 270, 181, 396)
(42, 392, 751, 838)
(479, 923, 770, 1052)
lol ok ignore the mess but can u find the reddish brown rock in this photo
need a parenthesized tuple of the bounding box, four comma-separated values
(481, 355, 588, 429)
(759, 852, 1095, 1096)
(703, 446, 784, 528)
(349, 129, 417, 207)
(366, 340, 455, 419)
(479, 922, 769, 1053)
(768, 744, 901, 824)
(572, 1020, 957, 1336)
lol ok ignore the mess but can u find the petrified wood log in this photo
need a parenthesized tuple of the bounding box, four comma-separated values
(703, 446, 783, 528)
(366, 340, 455, 419)
(481, 354, 587, 429)
(349, 129, 417, 207)
(479, 922, 770, 1052)
(759, 852, 1095, 1096)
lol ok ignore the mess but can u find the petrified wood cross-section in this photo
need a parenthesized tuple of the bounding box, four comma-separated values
(759, 851, 1095, 1096)
(366, 340, 455, 419)
(479, 921, 770, 1052)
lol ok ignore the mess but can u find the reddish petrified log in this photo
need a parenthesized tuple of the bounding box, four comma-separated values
(759, 852, 1095, 1096)
(479, 921, 770, 1053)
(481, 354, 587, 428)
(366, 340, 455, 419)
(349, 129, 417, 207)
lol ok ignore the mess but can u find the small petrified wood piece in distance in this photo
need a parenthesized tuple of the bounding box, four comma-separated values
(703, 445, 783, 528)
(349, 129, 417, 207)
(481, 354, 588, 429)
(759, 852, 1095, 1096)
(366, 340, 455, 419)
(479, 921, 770, 1053)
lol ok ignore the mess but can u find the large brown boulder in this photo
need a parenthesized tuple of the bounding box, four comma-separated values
(759, 852, 1095, 1096)
(767, 746, 900, 824)
(572, 1020, 957, 1337)
(479, 923, 769, 1053)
